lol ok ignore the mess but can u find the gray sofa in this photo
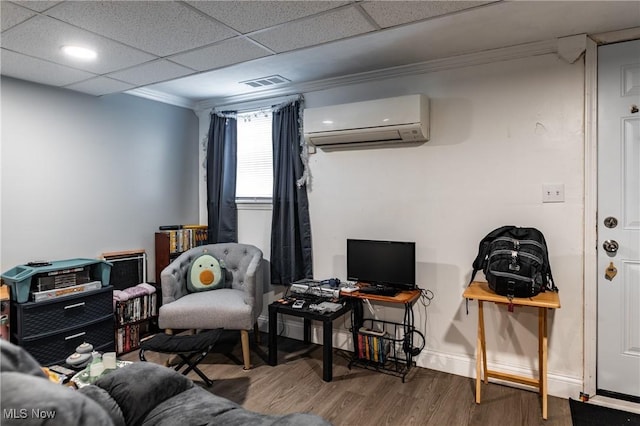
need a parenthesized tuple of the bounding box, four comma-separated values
(0, 341, 331, 426)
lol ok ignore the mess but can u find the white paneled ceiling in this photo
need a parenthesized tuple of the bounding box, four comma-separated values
(1, 1, 639, 109)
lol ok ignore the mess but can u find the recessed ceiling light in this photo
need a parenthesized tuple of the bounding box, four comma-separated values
(61, 45, 97, 60)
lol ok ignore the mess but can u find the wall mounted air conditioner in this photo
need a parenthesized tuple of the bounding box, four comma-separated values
(303, 94, 429, 149)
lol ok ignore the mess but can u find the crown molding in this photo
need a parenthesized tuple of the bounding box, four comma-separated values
(194, 38, 558, 111)
(130, 38, 558, 111)
(125, 87, 196, 110)
(590, 26, 640, 45)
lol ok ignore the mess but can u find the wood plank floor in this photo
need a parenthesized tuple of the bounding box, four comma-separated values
(121, 332, 572, 426)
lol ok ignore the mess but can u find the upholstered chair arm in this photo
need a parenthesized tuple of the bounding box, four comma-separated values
(241, 250, 263, 321)
(160, 251, 193, 305)
(215, 243, 264, 323)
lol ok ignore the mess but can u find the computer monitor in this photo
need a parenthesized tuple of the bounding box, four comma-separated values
(346, 239, 416, 291)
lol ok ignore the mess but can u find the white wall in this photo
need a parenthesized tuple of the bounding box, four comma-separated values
(203, 52, 585, 398)
(1, 77, 200, 278)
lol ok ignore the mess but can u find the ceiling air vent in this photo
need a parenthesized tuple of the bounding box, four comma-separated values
(241, 75, 290, 88)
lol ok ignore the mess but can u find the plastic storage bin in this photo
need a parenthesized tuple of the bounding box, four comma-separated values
(1, 259, 112, 303)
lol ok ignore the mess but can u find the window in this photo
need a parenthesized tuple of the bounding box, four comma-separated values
(236, 110, 273, 202)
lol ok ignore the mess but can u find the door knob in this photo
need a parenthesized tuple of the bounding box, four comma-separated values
(603, 240, 619, 254)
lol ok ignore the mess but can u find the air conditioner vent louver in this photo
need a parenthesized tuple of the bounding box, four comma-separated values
(303, 94, 429, 150)
(240, 75, 290, 88)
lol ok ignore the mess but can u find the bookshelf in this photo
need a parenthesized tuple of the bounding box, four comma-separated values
(114, 290, 157, 354)
(103, 250, 159, 355)
(154, 225, 208, 284)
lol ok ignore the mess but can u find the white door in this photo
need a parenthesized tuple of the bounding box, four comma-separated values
(597, 39, 640, 400)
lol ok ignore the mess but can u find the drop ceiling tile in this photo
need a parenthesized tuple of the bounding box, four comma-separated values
(169, 38, 271, 72)
(1, 49, 96, 86)
(1, 2, 36, 32)
(46, 1, 237, 56)
(107, 60, 195, 86)
(1, 15, 156, 74)
(250, 6, 375, 53)
(11, 1, 61, 13)
(360, 1, 494, 29)
(187, 1, 348, 33)
(65, 76, 134, 96)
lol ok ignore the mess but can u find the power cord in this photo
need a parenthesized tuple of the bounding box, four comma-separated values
(415, 286, 434, 355)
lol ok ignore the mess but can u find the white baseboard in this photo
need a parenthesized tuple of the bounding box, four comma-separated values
(259, 314, 582, 399)
(257, 314, 353, 350)
(417, 348, 582, 399)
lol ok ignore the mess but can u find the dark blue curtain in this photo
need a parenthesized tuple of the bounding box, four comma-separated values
(206, 113, 237, 243)
(270, 101, 313, 284)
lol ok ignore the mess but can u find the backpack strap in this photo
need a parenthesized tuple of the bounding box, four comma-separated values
(467, 226, 516, 315)
(533, 229, 558, 293)
(469, 225, 515, 285)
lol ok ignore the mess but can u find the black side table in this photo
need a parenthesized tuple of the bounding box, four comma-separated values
(268, 300, 351, 382)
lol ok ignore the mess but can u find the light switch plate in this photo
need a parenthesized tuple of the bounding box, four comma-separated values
(542, 184, 565, 203)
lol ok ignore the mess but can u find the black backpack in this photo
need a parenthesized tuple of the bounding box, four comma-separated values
(469, 226, 558, 300)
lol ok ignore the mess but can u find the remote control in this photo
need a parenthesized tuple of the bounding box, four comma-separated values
(48, 364, 76, 376)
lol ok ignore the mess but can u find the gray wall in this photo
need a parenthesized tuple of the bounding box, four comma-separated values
(0, 77, 200, 278)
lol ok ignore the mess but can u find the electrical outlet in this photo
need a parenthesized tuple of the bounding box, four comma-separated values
(542, 184, 565, 203)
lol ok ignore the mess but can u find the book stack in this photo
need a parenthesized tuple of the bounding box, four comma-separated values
(158, 225, 208, 254)
(357, 327, 390, 364)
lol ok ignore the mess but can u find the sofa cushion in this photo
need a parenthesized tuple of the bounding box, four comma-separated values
(187, 253, 226, 292)
(1, 371, 114, 426)
(93, 362, 193, 426)
(0, 340, 47, 377)
(78, 385, 126, 426)
(141, 386, 332, 426)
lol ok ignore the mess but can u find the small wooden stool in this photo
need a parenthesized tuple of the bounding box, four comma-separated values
(139, 330, 221, 387)
(463, 281, 561, 419)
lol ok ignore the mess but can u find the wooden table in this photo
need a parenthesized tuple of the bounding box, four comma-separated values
(0, 285, 9, 341)
(462, 281, 561, 419)
(0, 285, 9, 301)
(342, 288, 421, 382)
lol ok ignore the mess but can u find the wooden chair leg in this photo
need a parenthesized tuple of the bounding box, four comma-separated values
(241, 329, 251, 370)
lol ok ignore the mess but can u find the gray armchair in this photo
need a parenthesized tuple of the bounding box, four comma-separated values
(158, 243, 263, 369)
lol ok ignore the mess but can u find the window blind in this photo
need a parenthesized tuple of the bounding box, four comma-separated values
(236, 110, 273, 200)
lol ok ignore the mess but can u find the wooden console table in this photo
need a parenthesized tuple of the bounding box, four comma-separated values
(343, 288, 421, 382)
(463, 281, 561, 419)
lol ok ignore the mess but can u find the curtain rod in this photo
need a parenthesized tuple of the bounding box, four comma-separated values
(212, 94, 302, 115)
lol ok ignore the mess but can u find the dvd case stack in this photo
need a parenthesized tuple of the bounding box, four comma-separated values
(114, 292, 157, 354)
(114, 293, 157, 325)
(158, 225, 208, 254)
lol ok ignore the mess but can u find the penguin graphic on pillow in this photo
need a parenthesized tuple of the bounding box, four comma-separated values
(187, 252, 226, 292)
